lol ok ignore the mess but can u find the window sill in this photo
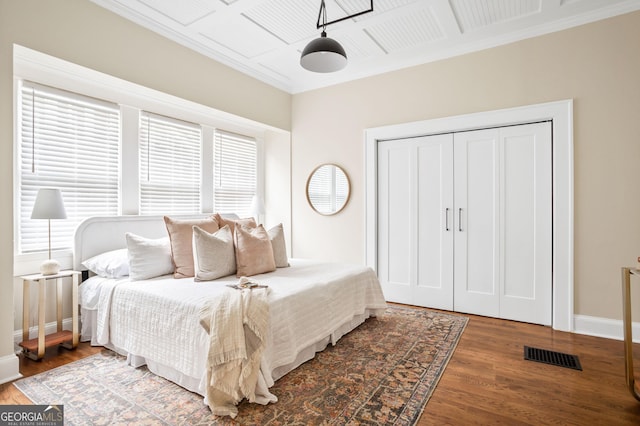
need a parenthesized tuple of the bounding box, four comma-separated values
(14, 249, 73, 277)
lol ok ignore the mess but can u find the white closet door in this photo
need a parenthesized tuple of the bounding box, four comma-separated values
(498, 122, 552, 325)
(378, 134, 454, 309)
(453, 123, 552, 325)
(453, 129, 501, 317)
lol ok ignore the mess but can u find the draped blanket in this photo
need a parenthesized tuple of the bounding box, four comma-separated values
(199, 287, 272, 418)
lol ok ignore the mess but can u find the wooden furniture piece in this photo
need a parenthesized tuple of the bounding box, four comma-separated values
(621, 267, 640, 401)
(19, 270, 80, 360)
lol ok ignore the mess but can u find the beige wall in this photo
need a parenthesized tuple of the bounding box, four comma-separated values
(0, 0, 290, 378)
(291, 11, 640, 322)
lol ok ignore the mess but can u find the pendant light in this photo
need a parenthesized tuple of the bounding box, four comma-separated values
(300, 30, 347, 73)
(300, 0, 374, 73)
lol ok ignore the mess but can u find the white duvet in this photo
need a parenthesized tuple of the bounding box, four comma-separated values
(80, 259, 387, 407)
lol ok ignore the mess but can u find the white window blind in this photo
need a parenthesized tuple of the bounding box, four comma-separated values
(213, 130, 257, 217)
(18, 82, 120, 254)
(308, 165, 333, 213)
(336, 170, 349, 208)
(139, 112, 202, 215)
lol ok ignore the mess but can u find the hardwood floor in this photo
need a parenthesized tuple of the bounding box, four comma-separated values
(2, 309, 639, 425)
(421, 309, 640, 425)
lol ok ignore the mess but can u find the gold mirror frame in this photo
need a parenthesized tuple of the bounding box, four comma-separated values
(306, 163, 351, 216)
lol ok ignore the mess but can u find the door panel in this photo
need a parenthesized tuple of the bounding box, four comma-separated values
(454, 129, 501, 317)
(378, 140, 412, 303)
(499, 122, 552, 325)
(503, 132, 536, 299)
(378, 134, 453, 309)
(453, 123, 552, 324)
(416, 136, 454, 309)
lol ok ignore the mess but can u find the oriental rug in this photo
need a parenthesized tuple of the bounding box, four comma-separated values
(14, 306, 467, 425)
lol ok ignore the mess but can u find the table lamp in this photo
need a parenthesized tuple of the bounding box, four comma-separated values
(250, 194, 265, 223)
(31, 188, 67, 275)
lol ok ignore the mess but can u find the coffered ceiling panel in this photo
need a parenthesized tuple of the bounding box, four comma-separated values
(199, 15, 284, 58)
(243, 0, 321, 44)
(340, 0, 419, 20)
(137, 0, 218, 26)
(91, 0, 640, 93)
(332, 31, 386, 60)
(364, 6, 445, 52)
(450, 0, 541, 32)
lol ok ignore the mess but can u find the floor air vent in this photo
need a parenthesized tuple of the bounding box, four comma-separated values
(524, 346, 582, 371)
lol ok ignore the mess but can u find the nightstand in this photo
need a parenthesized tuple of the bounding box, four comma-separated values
(19, 270, 81, 360)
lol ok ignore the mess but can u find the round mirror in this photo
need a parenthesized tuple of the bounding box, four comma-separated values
(306, 164, 350, 215)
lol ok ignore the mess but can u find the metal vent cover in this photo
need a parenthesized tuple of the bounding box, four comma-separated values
(524, 346, 582, 371)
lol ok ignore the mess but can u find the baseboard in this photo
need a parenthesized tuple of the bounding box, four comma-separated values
(573, 314, 640, 343)
(0, 353, 22, 385)
(13, 318, 74, 348)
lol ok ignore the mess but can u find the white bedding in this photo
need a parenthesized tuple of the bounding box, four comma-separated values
(79, 258, 387, 408)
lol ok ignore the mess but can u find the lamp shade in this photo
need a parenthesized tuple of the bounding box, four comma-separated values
(31, 188, 67, 220)
(250, 194, 265, 219)
(300, 31, 347, 73)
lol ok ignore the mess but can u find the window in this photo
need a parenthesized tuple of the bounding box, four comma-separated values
(213, 130, 257, 217)
(18, 82, 120, 254)
(16, 67, 263, 259)
(139, 112, 202, 215)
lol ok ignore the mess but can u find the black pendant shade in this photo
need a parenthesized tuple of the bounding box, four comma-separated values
(300, 31, 347, 73)
(300, 1, 373, 73)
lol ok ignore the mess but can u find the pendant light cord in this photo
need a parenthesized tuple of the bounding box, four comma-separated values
(321, 0, 327, 32)
(314, 0, 374, 30)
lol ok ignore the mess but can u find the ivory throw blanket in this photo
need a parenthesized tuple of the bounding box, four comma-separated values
(199, 287, 271, 418)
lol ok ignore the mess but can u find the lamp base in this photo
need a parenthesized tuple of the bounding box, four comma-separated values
(40, 259, 61, 275)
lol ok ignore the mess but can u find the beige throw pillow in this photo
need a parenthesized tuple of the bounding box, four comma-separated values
(214, 213, 256, 233)
(192, 225, 236, 281)
(234, 224, 276, 277)
(268, 223, 289, 268)
(164, 216, 219, 278)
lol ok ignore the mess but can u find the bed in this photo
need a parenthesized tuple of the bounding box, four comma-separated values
(73, 215, 387, 417)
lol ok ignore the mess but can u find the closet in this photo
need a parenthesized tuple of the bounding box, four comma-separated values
(377, 122, 552, 325)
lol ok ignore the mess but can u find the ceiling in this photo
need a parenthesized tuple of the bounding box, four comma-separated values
(91, 0, 640, 94)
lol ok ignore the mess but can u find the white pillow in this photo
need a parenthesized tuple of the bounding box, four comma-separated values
(268, 223, 290, 268)
(192, 225, 236, 281)
(82, 248, 130, 278)
(125, 233, 174, 280)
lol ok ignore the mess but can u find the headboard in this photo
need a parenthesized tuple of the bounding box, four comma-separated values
(73, 214, 239, 271)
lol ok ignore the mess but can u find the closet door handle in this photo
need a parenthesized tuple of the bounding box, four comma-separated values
(458, 208, 463, 232)
(445, 208, 450, 231)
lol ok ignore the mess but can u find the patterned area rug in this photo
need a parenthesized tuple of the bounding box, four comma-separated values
(14, 306, 467, 425)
